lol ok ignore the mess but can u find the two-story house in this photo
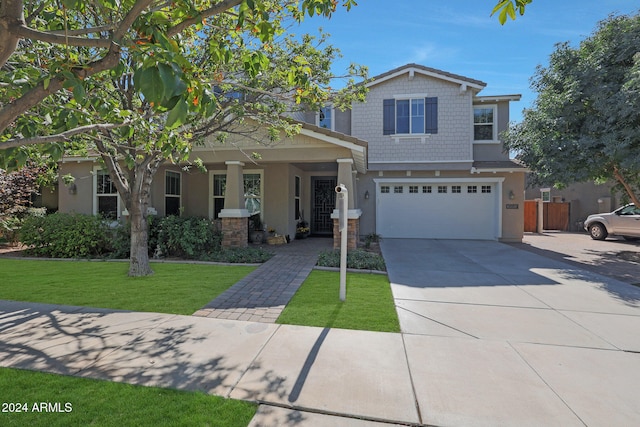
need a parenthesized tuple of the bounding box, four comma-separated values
(57, 63, 525, 247)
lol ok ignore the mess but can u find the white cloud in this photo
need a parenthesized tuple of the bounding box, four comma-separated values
(406, 42, 460, 66)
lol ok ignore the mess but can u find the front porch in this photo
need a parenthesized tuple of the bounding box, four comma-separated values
(208, 158, 362, 250)
(55, 121, 367, 251)
(187, 122, 368, 250)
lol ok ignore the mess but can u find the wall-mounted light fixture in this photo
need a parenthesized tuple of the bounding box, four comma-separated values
(68, 183, 77, 195)
(508, 190, 515, 200)
(364, 190, 369, 200)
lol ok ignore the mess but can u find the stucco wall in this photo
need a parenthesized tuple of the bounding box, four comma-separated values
(58, 161, 95, 216)
(500, 172, 525, 242)
(356, 170, 524, 242)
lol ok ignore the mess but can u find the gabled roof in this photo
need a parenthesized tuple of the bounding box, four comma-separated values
(366, 63, 487, 91)
(297, 120, 368, 174)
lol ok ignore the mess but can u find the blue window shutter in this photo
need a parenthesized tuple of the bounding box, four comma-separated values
(383, 99, 395, 135)
(425, 97, 438, 134)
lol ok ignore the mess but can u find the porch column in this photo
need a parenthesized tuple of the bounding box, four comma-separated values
(219, 161, 249, 248)
(337, 158, 355, 209)
(332, 158, 362, 250)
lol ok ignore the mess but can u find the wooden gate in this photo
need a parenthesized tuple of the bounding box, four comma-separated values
(543, 202, 570, 231)
(524, 200, 538, 232)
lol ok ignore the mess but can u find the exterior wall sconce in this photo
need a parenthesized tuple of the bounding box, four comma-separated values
(508, 190, 515, 200)
(364, 190, 369, 200)
(68, 183, 77, 195)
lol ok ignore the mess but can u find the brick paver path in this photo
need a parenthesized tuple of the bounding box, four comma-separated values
(193, 238, 332, 323)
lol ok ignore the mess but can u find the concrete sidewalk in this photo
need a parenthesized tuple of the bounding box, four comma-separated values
(0, 301, 416, 425)
(1, 239, 640, 426)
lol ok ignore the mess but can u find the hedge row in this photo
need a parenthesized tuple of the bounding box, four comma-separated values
(20, 213, 225, 260)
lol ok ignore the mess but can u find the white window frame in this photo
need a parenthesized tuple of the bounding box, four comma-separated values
(294, 175, 301, 220)
(208, 169, 264, 219)
(541, 188, 551, 202)
(473, 104, 498, 143)
(316, 105, 334, 131)
(92, 166, 121, 219)
(394, 97, 426, 136)
(165, 170, 182, 216)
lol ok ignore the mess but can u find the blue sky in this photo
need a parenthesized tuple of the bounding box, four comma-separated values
(295, 0, 639, 122)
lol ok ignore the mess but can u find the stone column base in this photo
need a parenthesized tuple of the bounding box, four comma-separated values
(221, 217, 248, 248)
(333, 218, 359, 251)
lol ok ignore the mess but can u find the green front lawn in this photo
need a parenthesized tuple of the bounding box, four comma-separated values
(0, 259, 254, 315)
(0, 367, 255, 427)
(277, 270, 400, 332)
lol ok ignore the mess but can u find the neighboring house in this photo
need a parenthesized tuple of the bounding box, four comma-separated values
(525, 180, 619, 231)
(57, 63, 526, 247)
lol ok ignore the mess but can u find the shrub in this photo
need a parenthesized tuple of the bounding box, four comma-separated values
(203, 247, 273, 263)
(20, 213, 112, 258)
(107, 221, 131, 259)
(153, 216, 222, 259)
(19, 213, 270, 263)
(317, 249, 386, 271)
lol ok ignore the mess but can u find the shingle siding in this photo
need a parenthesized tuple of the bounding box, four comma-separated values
(351, 74, 473, 164)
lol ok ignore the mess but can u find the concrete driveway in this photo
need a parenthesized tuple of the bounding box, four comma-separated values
(381, 238, 640, 426)
(515, 231, 640, 285)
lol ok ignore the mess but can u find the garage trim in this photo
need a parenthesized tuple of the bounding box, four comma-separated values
(373, 177, 505, 240)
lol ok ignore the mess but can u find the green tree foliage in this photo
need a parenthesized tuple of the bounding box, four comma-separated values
(491, 0, 532, 24)
(0, 163, 51, 241)
(0, 0, 367, 276)
(504, 13, 640, 206)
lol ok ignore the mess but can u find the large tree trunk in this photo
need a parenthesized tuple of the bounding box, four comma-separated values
(126, 162, 155, 277)
(128, 201, 153, 277)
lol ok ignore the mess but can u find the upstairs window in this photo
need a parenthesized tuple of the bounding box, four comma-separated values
(384, 97, 438, 135)
(473, 106, 497, 141)
(317, 106, 334, 130)
(213, 86, 246, 102)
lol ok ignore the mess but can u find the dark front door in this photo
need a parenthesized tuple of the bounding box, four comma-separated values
(311, 177, 337, 235)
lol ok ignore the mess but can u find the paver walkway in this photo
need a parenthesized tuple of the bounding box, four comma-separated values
(193, 238, 332, 322)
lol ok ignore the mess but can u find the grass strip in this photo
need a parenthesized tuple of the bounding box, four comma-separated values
(0, 259, 254, 315)
(0, 367, 255, 427)
(277, 270, 400, 332)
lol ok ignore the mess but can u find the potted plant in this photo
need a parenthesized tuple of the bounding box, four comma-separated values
(248, 213, 265, 244)
(295, 214, 310, 239)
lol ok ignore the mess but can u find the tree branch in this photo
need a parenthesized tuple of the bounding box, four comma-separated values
(0, 0, 155, 134)
(13, 25, 112, 48)
(0, 0, 25, 68)
(95, 136, 131, 197)
(0, 122, 129, 149)
(50, 25, 115, 36)
(613, 165, 640, 206)
(167, 0, 243, 37)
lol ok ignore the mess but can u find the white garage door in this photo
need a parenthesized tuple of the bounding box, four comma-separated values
(376, 181, 499, 240)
